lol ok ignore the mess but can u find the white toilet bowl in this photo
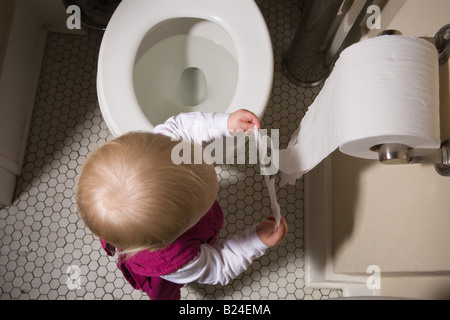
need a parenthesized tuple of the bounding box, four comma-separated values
(97, 0, 273, 137)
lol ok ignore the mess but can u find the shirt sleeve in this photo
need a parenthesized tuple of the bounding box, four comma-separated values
(160, 226, 269, 286)
(153, 112, 232, 145)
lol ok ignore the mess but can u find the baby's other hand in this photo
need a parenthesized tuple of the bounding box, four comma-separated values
(256, 216, 288, 247)
(227, 109, 260, 134)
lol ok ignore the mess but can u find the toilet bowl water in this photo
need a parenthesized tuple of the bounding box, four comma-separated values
(133, 32, 238, 126)
(176, 67, 207, 107)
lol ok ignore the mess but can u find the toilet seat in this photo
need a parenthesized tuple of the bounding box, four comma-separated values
(97, 0, 273, 137)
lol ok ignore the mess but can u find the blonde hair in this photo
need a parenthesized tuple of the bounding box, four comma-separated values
(76, 131, 215, 254)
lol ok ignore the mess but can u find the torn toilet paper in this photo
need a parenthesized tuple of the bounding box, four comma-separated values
(254, 125, 281, 231)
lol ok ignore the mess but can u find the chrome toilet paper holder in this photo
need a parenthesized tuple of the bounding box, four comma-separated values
(371, 141, 450, 176)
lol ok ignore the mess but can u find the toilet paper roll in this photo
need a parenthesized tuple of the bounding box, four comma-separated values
(278, 35, 441, 186)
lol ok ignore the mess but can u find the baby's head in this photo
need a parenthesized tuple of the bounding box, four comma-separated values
(77, 132, 218, 253)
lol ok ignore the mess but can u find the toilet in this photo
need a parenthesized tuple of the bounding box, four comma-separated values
(97, 0, 274, 137)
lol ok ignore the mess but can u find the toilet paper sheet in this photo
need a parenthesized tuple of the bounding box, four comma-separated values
(276, 35, 441, 186)
(254, 125, 281, 230)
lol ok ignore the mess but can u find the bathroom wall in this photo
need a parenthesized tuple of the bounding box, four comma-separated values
(0, 0, 81, 207)
(330, 0, 450, 299)
(0, 0, 16, 76)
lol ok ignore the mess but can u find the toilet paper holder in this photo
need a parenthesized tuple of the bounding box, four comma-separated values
(372, 141, 450, 176)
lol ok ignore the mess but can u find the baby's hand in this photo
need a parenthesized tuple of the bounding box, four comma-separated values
(256, 216, 288, 247)
(227, 109, 260, 134)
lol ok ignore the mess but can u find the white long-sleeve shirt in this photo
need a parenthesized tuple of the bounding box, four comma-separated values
(153, 112, 269, 286)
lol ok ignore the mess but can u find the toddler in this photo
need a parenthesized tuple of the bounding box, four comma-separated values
(76, 109, 288, 300)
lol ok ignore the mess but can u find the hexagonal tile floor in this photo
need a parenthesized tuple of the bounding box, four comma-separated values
(0, 0, 341, 300)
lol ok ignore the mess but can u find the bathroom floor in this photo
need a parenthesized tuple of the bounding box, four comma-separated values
(0, 0, 341, 300)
